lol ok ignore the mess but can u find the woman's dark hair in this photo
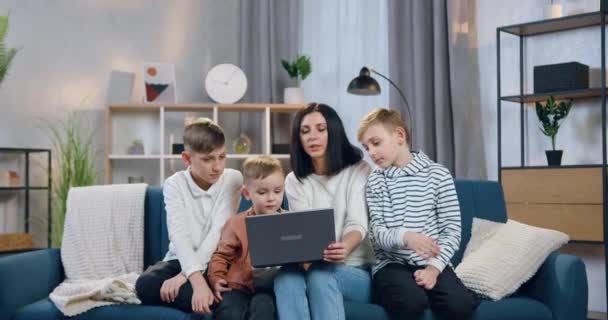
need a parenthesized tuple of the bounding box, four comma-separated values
(290, 102, 363, 180)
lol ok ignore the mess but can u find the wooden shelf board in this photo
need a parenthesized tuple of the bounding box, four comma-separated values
(0, 233, 34, 252)
(501, 164, 604, 170)
(501, 87, 608, 103)
(109, 103, 305, 113)
(500, 11, 606, 36)
(109, 155, 162, 160)
(163, 153, 290, 160)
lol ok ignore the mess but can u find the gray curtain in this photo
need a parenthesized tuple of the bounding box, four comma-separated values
(238, 0, 299, 151)
(239, 0, 299, 103)
(447, 0, 487, 179)
(388, 0, 455, 174)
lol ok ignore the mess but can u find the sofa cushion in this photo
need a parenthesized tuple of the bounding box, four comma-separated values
(13, 298, 211, 320)
(456, 218, 569, 300)
(472, 297, 552, 320)
(344, 297, 552, 320)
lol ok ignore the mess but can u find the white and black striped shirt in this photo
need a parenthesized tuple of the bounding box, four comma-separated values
(366, 151, 461, 275)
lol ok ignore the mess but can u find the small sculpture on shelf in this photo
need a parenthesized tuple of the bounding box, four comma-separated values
(233, 133, 252, 155)
(127, 139, 145, 155)
(0, 169, 19, 187)
(535, 95, 572, 166)
(128, 176, 145, 184)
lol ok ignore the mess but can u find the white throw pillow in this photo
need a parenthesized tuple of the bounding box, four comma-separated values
(455, 218, 569, 301)
(461, 218, 503, 260)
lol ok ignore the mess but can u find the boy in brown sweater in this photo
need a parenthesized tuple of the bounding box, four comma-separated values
(208, 156, 285, 320)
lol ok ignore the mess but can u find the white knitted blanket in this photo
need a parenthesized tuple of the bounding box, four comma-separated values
(50, 183, 147, 316)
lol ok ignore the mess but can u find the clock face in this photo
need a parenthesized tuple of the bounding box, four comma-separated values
(205, 64, 248, 104)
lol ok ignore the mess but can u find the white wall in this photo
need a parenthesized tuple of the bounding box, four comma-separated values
(470, 0, 605, 312)
(0, 0, 240, 245)
(0, 0, 239, 148)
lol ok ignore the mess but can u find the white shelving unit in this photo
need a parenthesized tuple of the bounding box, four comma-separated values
(106, 103, 304, 185)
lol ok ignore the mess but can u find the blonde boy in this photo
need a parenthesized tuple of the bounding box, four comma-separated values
(358, 108, 478, 320)
(136, 118, 243, 315)
(208, 155, 285, 320)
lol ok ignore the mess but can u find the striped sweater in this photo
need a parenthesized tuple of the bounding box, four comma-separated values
(366, 151, 461, 275)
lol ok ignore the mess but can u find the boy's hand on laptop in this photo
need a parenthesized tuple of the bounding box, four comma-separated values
(323, 242, 348, 263)
(414, 265, 440, 290)
(213, 278, 232, 303)
(404, 232, 440, 259)
(160, 273, 187, 303)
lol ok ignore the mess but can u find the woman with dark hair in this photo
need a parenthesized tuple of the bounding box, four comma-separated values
(273, 103, 375, 320)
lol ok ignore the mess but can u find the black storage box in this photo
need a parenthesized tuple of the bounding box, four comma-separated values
(172, 143, 185, 154)
(533, 62, 589, 93)
(272, 144, 290, 154)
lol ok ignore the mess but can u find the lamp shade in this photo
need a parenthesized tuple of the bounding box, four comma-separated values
(347, 67, 381, 95)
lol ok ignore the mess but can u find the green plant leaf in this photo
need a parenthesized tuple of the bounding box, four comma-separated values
(282, 54, 312, 84)
(281, 59, 298, 79)
(295, 55, 312, 81)
(534, 95, 572, 148)
(0, 12, 17, 87)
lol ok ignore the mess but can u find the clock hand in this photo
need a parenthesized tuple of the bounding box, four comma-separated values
(225, 67, 239, 84)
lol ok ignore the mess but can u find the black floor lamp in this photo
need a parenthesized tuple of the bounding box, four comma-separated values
(347, 67, 414, 149)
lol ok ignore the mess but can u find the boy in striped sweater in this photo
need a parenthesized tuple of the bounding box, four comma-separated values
(358, 108, 478, 320)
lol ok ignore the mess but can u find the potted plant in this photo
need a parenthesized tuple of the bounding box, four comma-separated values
(535, 95, 572, 166)
(281, 54, 311, 103)
(0, 12, 18, 87)
(45, 113, 98, 247)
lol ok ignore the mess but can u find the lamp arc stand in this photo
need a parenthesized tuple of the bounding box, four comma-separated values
(369, 68, 415, 150)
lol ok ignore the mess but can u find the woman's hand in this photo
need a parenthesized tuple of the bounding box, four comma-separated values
(323, 242, 350, 263)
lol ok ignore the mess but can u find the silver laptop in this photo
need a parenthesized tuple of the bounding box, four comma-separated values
(245, 208, 335, 268)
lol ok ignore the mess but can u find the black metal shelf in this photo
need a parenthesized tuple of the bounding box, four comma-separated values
(0, 186, 50, 191)
(0, 148, 53, 154)
(0, 148, 52, 249)
(498, 10, 608, 308)
(501, 87, 608, 103)
(500, 11, 607, 36)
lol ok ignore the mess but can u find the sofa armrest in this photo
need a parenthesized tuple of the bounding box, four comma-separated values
(0, 249, 64, 319)
(519, 252, 588, 320)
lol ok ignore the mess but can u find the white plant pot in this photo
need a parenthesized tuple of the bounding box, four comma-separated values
(284, 87, 305, 104)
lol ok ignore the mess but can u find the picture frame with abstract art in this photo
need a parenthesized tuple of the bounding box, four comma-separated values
(143, 62, 176, 104)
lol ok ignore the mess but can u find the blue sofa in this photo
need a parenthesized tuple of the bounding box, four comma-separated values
(0, 180, 588, 320)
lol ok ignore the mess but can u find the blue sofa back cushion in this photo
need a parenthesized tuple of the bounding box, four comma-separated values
(143, 179, 507, 268)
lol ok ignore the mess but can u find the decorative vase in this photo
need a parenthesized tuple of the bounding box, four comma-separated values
(284, 87, 304, 104)
(127, 140, 145, 155)
(233, 133, 252, 154)
(545, 150, 563, 166)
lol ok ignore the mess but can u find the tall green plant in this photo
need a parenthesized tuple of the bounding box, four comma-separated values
(0, 13, 18, 86)
(45, 113, 97, 247)
(534, 95, 572, 150)
(281, 54, 311, 86)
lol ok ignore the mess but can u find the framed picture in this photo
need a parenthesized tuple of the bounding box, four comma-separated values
(143, 62, 176, 104)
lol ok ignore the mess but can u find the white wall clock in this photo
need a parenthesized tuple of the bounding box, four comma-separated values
(205, 63, 248, 104)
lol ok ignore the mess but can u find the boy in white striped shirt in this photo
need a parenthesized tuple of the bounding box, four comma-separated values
(358, 108, 478, 320)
